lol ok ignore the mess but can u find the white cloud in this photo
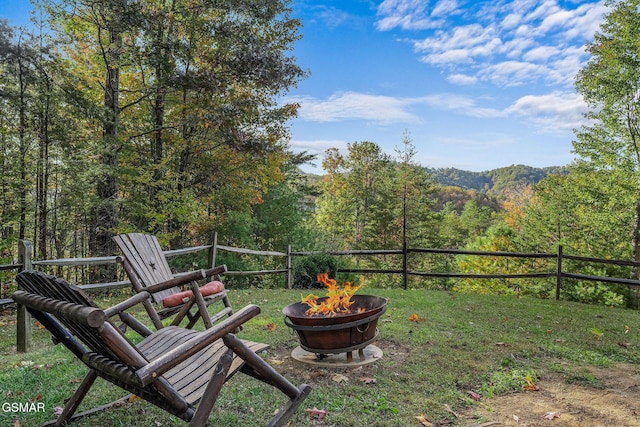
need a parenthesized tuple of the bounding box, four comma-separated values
(315, 6, 351, 28)
(290, 138, 347, 155)
(385, 0, 607, 90)
(447, 74, 478, 85)
(431, 0, 459, 17)
(289, 88, 589, 133)
(479, 61, 550, 87)
(522, 45, 560, 62)
(375, 0, 434, 30)
(420, 49, 473, 65)
(289, 92, 420, 123)
(505, 91, 588, 132)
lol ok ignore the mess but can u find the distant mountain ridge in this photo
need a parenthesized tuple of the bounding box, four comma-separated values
(427, 164, 568, 194)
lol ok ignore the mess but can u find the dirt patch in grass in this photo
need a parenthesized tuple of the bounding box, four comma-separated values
(461, 363, 640, 427)
(271, 338, 639, 427)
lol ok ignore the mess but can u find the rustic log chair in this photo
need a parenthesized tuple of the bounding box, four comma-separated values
(113, 233, 234, 330)
(12, 270, 311, 427)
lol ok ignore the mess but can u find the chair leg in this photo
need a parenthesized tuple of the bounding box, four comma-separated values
(53, 369, 98, 426)
(191, 282, 213, 329)
(173, 297, 197, 328)
(267, 384, 312, 427)
(222, 334, 311, 426)
(189, 348, 234, 426)
(45, 369, 134, 427)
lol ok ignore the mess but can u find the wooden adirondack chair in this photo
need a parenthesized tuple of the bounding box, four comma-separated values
(12, 270, 311, 427)
(113, 233, 234, 330)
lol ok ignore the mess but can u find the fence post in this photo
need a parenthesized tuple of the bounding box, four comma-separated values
(555, 245, 563, 301)
(402, 240, 408, 290)
(17, 239, 33, 352)
(286, 245, 292, 289)
(208, 232, 218, 269)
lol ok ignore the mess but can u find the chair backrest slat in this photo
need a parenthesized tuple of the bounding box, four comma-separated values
(114, 233, 180, 303)
(14, 270, 146, 368)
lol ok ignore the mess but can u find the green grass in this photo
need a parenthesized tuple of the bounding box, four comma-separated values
(1, 288, 638, 426)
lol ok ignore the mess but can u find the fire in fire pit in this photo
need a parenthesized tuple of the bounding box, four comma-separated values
(283, 274, 387, 365)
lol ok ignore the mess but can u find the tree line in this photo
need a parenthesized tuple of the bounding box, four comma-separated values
(2, 0, 640, 308)
(0, 0, 307, 269)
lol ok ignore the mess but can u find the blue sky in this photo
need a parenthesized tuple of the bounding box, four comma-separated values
(287, 0, 607, 172)
(1, 0, 608, 172)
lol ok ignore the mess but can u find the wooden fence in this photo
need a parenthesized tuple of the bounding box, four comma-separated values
(2, 233, 640, 352)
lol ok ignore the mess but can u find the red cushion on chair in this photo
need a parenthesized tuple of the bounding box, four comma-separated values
(162, 281, 225, 308)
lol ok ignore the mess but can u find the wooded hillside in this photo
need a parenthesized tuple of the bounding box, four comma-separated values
(427, 165, 569, 195)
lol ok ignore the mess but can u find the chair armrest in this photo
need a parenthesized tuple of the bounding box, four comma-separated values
(144, 265, 227, 295)
(135, 303, 260, 386)
(104, 292, 151, 317)
(12, 290, 106, 327)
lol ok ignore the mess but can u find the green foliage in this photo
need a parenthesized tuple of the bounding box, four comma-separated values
(0, 0, 308, 260)
(564, 280, 627, 307)
(428, 165, 567, 197)
(480, 368, 537, 398)
(291, 253, 338, 289)
(573, 0, 640, 276)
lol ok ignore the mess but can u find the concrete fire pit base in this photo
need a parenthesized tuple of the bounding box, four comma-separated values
(291, 345, 382, 367)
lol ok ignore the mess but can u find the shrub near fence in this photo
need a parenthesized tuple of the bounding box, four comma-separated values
(2, 235, 640, 351)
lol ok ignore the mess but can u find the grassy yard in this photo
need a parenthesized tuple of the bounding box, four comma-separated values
(1, 288, 638, 426)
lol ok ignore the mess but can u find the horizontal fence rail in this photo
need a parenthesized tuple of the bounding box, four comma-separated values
(3, 234, 640, 352)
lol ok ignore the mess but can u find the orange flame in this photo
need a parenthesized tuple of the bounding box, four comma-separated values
(301, 273, 364, 317)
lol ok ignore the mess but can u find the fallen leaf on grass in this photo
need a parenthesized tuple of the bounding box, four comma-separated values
(443, 404, 459, 418)
(265, 322, 277, 331)
(128, 395, 141, 403)
(543, 412, 560, 420)
(359, 376, 376, 384)
(303, 370, 325, 380)
(12, 419, 22, 427)
(467, 390, 481, 401)
(495, 342, 509, 347)
(409, 313, 420, 322)
(625, 325, 630, 334)
(590, 328, 603, 339)
(54, 407, 64, 416)
(30, 394, 43, 402)
(269, 358, 284, 365)
(523, 375, 539, 391)
(69, 377, 82, 383)
(332, 374, 348, 383)
(305, 407, 326, 421)
(415, 413, 431, 426)
(618, 342, 630, 348)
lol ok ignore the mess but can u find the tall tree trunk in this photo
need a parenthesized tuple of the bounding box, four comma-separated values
(90, 29, 120, 270)
(631, 199, 640, 280)
(17, 41, 28, 242)
(36, 80, 51, 259)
